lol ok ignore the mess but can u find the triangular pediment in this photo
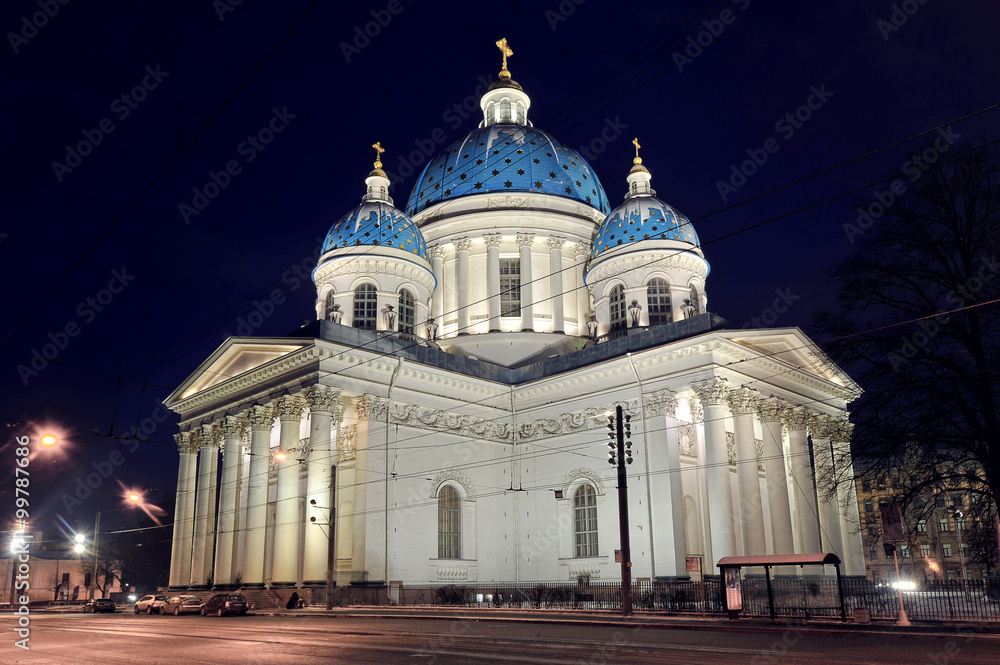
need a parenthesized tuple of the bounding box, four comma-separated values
(165, 339, 310, 405)
(720, 328, 859, 393)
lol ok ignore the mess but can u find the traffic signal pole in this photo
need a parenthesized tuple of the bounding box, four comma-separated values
(608, 405, 633, 617)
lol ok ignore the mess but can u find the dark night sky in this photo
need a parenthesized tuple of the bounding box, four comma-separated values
(2, 1, 999, 553)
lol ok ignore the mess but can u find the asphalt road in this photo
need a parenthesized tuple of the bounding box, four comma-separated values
(3, 613, 995, 664)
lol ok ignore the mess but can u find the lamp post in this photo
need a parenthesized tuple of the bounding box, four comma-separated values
(309, 465, 337, 611)
(954, 509, 968, 584)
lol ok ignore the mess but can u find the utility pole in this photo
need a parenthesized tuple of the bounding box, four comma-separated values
(90, 511, 101, 600)
(607, 405, 633, 617)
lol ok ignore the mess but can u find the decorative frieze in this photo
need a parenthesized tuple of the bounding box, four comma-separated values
(390, 401, 511, 442)
(726, 432, 736, 465)
(338, 425, 357, 462)
(690, 400, 704, 424)
(436, 564, 469, 581)
(677, 420, 696, 456)
(354, 394, 389, 422)
(486, 195, 532, 209)
(643, 389, 678, 417)
(568, 563, 601, 580)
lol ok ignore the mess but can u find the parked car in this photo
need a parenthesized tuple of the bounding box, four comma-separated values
(200, 593, 248, 616)
(134, 594, 169, 614)
(82, 598, 116, 613)
(162, 595, 203, 616)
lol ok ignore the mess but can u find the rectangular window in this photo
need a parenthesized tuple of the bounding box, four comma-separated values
(869, 545, 878, 560)
(84, 573, 92, 587)
(862, 479, 871, 492)
(864, 501, 874, 513)
(916, 520, 927, 532)
(957, 519, 966, 531)
(499, 259, 520, 317)
(920, 544, 930, 558)
(936, 495, 946, 507)
(61, 572, 70, 584)
(939, 518, 950, 532)
(900, 544, 910, 558)
(943, 543, 952, 557)
(951, 494, 963, 507)
(867, 523, 878, 535)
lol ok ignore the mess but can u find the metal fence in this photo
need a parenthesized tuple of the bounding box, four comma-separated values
(329, 578, 1000, 622)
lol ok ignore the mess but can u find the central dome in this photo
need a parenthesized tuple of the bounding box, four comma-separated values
(406, 125, 610, 216)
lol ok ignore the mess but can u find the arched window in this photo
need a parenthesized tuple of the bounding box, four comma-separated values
(609, 285, 626, 332)
(437, 485, 461, 559)
(353, 284, 377, 330)
(689, 284, 701, 315)
(398, 289, 415, 335)
(574, 484, 598, 557)
(647, 279, 672, 326)
(500, 99, 511, 122)
(324, 291, 336, 319)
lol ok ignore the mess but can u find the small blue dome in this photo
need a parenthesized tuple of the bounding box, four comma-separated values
(407, 125, 610, 216)
(591, 196, 701, 260)
(322, 201, 429, 262)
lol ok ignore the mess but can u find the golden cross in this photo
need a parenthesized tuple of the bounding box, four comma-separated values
(633, 138, 641, 159)
(372, 141, 385, 168)
(496, 38, 513, 74)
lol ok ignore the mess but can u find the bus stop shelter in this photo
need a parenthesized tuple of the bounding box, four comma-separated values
(716, 553, 846, 621)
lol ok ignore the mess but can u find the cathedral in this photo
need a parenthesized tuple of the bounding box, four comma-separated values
(164, 40, 864, 592)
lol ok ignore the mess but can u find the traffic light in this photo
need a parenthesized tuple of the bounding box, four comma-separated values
(607, 414, 617, 465)
(623, 413, 633, 465)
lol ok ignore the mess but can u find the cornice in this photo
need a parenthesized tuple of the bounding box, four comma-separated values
(586, 248, 709, 283)
(312, 254, 435, 292)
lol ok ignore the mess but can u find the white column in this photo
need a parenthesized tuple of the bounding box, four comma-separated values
(454, 237, 471, 335)
(214, 416, 245, 587)
(271, 395, 306, 587)
(729, 388, 767, 557)
(242, 405, 273, 587)
(758, 398, 795, 556)
(484, 233, 502, 332)
(646, 391, 688, 578)
(546, 236, 565, 333)
(430, 245, 445, 323)
(786, 407, 822, 559)
(355, 395, 388, 581)
(833, 423, 865, 576)
(691, 377, 737, 565)
(169, 432, 198, 588)
(811, 416, 845, 568)
(572, 242, 589, 335)
(517, 233, 534, 331)
(303, 386, 341, 586)
(190, 426, 220, 587)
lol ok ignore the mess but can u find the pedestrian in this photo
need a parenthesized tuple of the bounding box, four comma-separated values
(286, 592, 299, 610)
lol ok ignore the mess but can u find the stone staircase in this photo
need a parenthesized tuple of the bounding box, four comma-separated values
(238, 587, 284, 611)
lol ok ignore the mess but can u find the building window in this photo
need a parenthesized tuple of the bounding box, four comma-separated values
(920, 544, 930, 558)
(688, 284, 700, 315)
(951, 494, 963, 507)
(609, 285, 626, 332)
(862, 479, 871, 492)
(943, 543, 952, 557)
(574, 484, 599, 557)
(939, 518, 950, 532)
(956, 519, 966, 531)
(84, 573, 91, 587)
(646, 279, 672, 326)
(353, 284, 377, 330)
(961, 544, 969, 559)
(917, 520, 927, 533)
(867, 523, 878, 535)
(876, 477, 886, 490)
(398, 289, 415, 335)
(869, 545, 878, 560)
(901, 544, 910, 558)
(499, 259, 520, 317)
(864, 500, 874, 513)
(437, 485, 461, 559)
(935, 495, 946, 507)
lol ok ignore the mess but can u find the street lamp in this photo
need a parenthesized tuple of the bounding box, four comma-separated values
(954, 509, 968, 584)
(41, 435, 57, 446)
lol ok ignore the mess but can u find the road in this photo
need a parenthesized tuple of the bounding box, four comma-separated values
(3, 613, 995, 664)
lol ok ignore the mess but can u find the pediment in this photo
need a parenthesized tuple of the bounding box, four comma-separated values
(165, 339, 310, 405)
(720, 328, 859, 392)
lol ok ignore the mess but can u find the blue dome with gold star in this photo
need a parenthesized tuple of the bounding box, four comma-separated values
(322, 200, 429, 262)
(407, 125, 610, 216)
(590, 196, 701, 260)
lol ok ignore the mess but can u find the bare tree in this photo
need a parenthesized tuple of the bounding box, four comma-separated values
(813, 139, 1000, 567)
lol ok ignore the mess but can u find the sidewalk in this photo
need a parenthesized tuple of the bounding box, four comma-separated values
(254, 605, 1000, 638)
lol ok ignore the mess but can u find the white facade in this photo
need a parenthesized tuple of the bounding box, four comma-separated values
(164, 60, 864, 590)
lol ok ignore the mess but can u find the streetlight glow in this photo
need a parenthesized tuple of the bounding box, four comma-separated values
(275, 450, 287, 460)
(41, 435, 57, 446)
